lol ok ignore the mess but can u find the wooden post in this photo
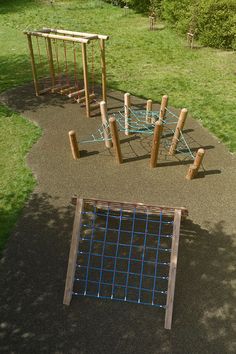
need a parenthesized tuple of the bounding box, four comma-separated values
(164, 209, 181, 330)
(68, 130, 80, 160)
(46, 37, 56, 88)
(100, 38, 107, 103)
(169, 108, 188, 155)
(26, 34, 39, 96)
(124, 93, 131, 136)
(100, 101, 112, 148)
(109, 117, 123, 164)
(186, 148, 205, 180)
(146, 99, 153, 123)
(150, 121, 163, 168)
(81, 43, 90, 118)
(63, 198, 84, 305)
(159, 95, 168, 122)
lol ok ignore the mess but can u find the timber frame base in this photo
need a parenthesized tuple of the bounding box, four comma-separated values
(63, 197, 188, 330)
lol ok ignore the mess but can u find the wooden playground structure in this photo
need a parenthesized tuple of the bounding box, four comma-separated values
(24, 28, 109, 117)
(64, 196, 188, 330)
(68, 93, 205, 180)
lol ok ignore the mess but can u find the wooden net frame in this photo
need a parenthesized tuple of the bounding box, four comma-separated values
(63, 197, 188, 329)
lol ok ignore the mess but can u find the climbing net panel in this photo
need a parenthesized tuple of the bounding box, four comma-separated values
(80, 107, 195, 159)
(63, 197, 188, 329)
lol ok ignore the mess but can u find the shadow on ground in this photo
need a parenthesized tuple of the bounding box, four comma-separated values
(0, 193, 235, 354)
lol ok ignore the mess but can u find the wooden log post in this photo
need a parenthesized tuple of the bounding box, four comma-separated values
(81, 43, 90, 118)
(109, 117, 123, 164)
(26, 34, 39, 96)
(150, 120, 163, 168)
(124, 93, 131, 136)
(186, 148, 205, 180)
(164, 209, 182, 330)
(100, 38, 107, 103)
(63, 198, 84, 305)
(100, 101, 112, 148)
(169, 108, 188, 155)
(159, 95, 168, 122)
(146, 99, 153, 124)
(68, 130, 80, 160)
(46, 37, 56, 88)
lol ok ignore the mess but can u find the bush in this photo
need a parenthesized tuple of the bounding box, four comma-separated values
(103, 0, 236, 49)
(197, 0, 236, 49)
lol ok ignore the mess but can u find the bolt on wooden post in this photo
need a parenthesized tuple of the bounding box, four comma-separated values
(124, 93, 131, 136)
(146, 99, 153, 123)
(186, 148, 205, 180)
(100, 101, 112, 148)
(150, 121, 163, 168)
(169, 108, 188, 155)
(109, 116, 123, 164)
(159, 95, 168, 122)
(68, 130, 80, 160)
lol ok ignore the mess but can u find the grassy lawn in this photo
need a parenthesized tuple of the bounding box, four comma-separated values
(0, 0, 235, 251)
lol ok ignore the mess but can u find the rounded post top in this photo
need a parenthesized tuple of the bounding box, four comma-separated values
(124, 92, 130, 97)
(109, 116, 116, 123)
(197, 148, 205, 155)
(181, 108, 188, 113)
(69, 130, 76, 136)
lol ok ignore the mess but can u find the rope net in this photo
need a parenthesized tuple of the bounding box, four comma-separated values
(80, 107, 195, 159)
(72, 202, 175, 308)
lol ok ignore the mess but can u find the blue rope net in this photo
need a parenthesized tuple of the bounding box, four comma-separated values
(80, 107, 195, 159)
(72, 203, 175, 309)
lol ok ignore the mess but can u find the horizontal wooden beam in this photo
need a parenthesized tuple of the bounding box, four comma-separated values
(42, 27, 109, 40)
(71, 196, 188, 217)
(24, 31, 90, 44)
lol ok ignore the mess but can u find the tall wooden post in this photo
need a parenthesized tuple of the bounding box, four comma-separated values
(81, 43, 90, 118)
(159, 95, 168, 122)
(100, 101, 112, 148)
(124, 93, 131, 136)
(146, 99, 153, 123)
(100, 38, 107, 103)
(169, 108, 188, 155)
(46, 37, 56, 88)
(150, 121, 163, 168)
(109, 117, 123, 164)
(68, 130, 80, 160)
(186, 148, 205, 180)
(26, 34, 39, 96)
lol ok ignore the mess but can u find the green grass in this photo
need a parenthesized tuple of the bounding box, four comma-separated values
(0, 105, 41, 252)
(0, 0, 235, 250)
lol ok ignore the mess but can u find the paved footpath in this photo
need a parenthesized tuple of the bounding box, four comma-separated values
(0, 84, 236, 354)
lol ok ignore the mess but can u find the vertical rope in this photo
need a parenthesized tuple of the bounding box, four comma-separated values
(91, 41, 95, 94)
(63, 40, 70, 86)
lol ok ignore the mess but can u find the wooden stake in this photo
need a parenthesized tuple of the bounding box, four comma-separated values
(81, 43, 90, 118)
(68, 130, 80, 160)
(109, 117, 123, 164)
(100, 101, 112, 148)
(100, 38, 107, 103)
(150, 120, 163, 168)
(27, 34, 39, 96)
(169, 108, 188, 155)
(63, 198, 84, 305)
(164, 209, 181, 330)
(146, 99, 153, 123)
(46, 37, 56, 88)
(124, 93, 131, 136)
(186, 148, 205, 180)
(159, 95, 168, 122)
